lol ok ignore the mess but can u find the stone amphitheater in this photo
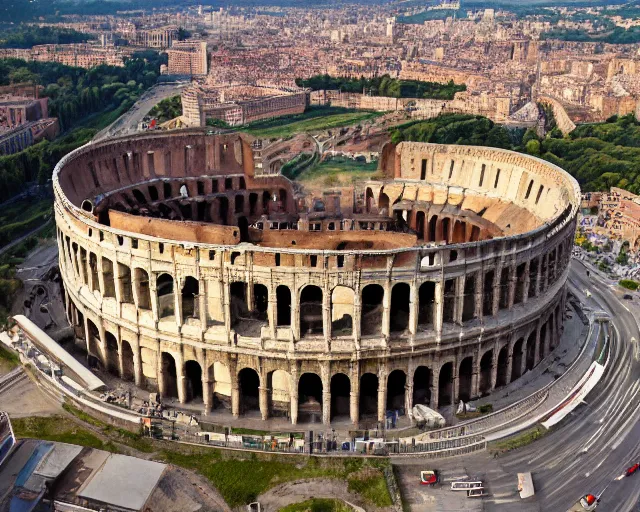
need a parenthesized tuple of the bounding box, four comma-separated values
(53, 129, 580, 427)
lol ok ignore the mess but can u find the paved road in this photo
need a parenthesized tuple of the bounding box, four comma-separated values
(93, 82, 188, 142)
(394, 260, 640, 511)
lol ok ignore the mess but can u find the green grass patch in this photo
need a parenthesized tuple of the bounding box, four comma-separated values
(0, 344, 20, 374)
(242, 107, 382, 139)
(158, 447, 391, 507)
(62, 401, 154, 453)
(619, 279, 639, 291)
(11, 415, 119, 452)
(279, 498, 354, 512)
(0, 198, 52, 248)
(229, 426, 270, 436)
(489, 425, 547, 454)
(296, 156, 380, 187)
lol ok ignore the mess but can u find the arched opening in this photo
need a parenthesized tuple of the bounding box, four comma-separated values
(412, 366, 431, 407)
(185, 360, 203, 402)
(135, 268, 151, 309)
(415, 211, 425, 240)
(539, 323, 547, 361)
(390, 283, 410, 333)
(249, 193, 258, 215)
(268, 370, 290, 417)
(132, 189, 146, 204)
(181, 276, 199, 323)
(452, 220, 465, 243)
(442, 217, 451, 243)
(105, 331, 119, 376)
(428, 216, 438, 242)
(211, 362, 231, 410)
(515, 263, 526, 304)
(443, 279, 455, 324)
(252, 284, 268, 321)
(279, 188, 287, 205)
(438, 362, 454, 407)
(276, 286, 291, 326)
(418, 282, 435, 329)
(262, 190, 271, 214)
(361, 284, 384, 336)
(496, 346, 509, 388)
(331, 286, 354, 337)
(499, 268, 510, 310)
(462, 275, 476, 322)
(157, 273, 175, 319)
(235, 194, 245, 214)
(161, 352, 178, 399)
(118, 264, 134, 303)
(458, 357, 473, 402)
(529, 258, 539, 299)
(300, 286, 323, 337)
(121, 340, 135, 382)
(483, 271, 494, 316)
(330, 373, 350, 420)
(101, 258, 116, 298)
(238, 216, 249, 242)
(526, 331, 536, 371)
(218, 196, 229, 225)
(479, 350, 493, 395)
(86, 319, 100, 359)
(298, 373, 323, 423)
(359, 373, 378, 419)
(387, 370, 406, 412)
(230, 282, 248, 327)
(511, 338, 524, 382)
(238, 368, 260, 414)
(378, 192, 390, 213)
(365, 188, 374, 213)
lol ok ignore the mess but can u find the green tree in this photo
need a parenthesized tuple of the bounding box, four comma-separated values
(525, 139, 541, 156)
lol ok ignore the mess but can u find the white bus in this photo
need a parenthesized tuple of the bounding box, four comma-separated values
(451, 481, 483, 491)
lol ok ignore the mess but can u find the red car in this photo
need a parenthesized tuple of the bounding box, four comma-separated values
(420, 470, 438, 486)
(625, 463, 639, 477)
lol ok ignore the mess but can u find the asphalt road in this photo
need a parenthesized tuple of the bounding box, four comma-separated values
(394, 260, 640, 511)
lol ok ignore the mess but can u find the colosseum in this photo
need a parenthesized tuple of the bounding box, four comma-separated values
(53, 129, 580, 427)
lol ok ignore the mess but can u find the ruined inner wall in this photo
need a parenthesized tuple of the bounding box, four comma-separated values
(54, 130, 580, 426)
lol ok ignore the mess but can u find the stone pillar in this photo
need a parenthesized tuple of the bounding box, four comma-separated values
(381, 281, 391, 340)
(430, 369, 439, 410)
(542, 254, 549, 293)
(507, 266, 516, 310)
(97, 257, 106, 298)
(322, 389, 331, 425)
(350, 364, 360, 425)
(223, 281, 232, 345)
(322, 287, 331, 350)
(117, 339, 125, 379)
(405, 380, 413, 418)
(176, 354, 186, 404)
(534, 322, 542, 366)
(471, 355, 480, 398)
(492, 266, 501, 316)
(156, 340, 164, 396)
(535, 256, 543, 297)
(434, 281, 444, 340)
(490, 359, 498, 391)
(268, 293, 277, 340)
(506, 343, 514, 384)
(522, 261, 531, 304)
(290, 370, 299, 425)
(452, 366, 460, 404)
(408, 281, 418, 340)
(203, 377, 212, 414)
(455, 275, 464, 325)
(259, 386, 270, 421)
(198, 291, 207, 331)
(150, 274, 160, 324)
(352, 293, 361, 349)
(174, 279, 183, 329)
(520, 343, 527, 377)
(231, 370, 240, 418)
(474, 270, 483, 319)
(377, 383, 386, 423)
(291, 289, 300, 342)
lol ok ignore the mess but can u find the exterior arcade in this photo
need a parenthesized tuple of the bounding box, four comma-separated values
(53, 129, 580, 427)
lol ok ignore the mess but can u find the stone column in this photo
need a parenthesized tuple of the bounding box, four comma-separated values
(223, 281, 232, 345)
(452, 366, 460, 404)
(198, 291, 207, 331)
(322, 388, 331, 425)
(156, 340, 164, 396)
(430, 369, 440, 410)
(471, 355, 480, 398)
(434, 281, 444, 341)
(405, 380, 413, 419)
(352, 293, 361, 350)
(203, 377, 212, 414)
(542, 254, 549, 293)
(259, 386, 270, 421)
(377, 383, 386, 423)
(490, 356, 498, 391)
(535, 256, 543, 297)
(290, 369, 299, 425)
(455, 276, 465, 325)
(174, 279, 183, 329)
(150, 274, 160, 324)
(231, 369, 240, 418)
(492, 266, 501, 316)
(506, 343, 514, 384)
(520, 343, 527, 377)
(381, 281, 391, 340)
(117, 339, 125, 379)
(474, 270, 483, 319)
(323, 287, 331, 351)
(522, 261, 531, 304)
(291, 288, 300, 342)
(97, 257, 106, 298)
(176, 354, 187, 404)
(268, 292, 277, 340)
(507, 266, 516, 310)
(133, 341, 142, 388)
(350, 364, 360, 425)
(534, 322, 542, 366)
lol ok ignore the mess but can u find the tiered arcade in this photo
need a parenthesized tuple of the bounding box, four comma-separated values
(54, 130, 580, 426)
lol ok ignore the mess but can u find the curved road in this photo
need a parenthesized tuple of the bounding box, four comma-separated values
(492, 260, 640, 511)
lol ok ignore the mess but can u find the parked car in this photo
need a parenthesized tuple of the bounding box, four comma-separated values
(420, 470, 438, 486)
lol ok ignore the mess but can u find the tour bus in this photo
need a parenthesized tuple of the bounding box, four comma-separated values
(450, 480, 483, 491)
(518, 472, 535, 499)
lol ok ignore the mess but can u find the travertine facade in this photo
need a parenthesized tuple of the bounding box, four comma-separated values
(54, 130, 579, 426)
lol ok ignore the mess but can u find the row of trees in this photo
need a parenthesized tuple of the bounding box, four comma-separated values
(296, 74, 466, 100)
(0, 26, 95, 48)
(0, 51, 166, 202)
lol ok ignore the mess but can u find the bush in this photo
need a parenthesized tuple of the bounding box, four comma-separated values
(619, 279, 639, 291)
(478, 404, 493, 414)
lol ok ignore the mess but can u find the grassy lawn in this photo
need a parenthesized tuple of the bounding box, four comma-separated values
(279, 498, 354, 512)
(12, 407, 392, 509)
(0, 198, 52, 248)
(296, 156, 380, 187)
(0, 344, 20, 375)
(11, 415, 120, 452)
(489, 425, 547, 455)
(242, 107, 382, 139)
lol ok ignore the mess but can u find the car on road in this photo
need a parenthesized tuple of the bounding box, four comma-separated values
(420, 470, 438, 485)
(625, 462, 639, 477)
(579, 494, 599, 511)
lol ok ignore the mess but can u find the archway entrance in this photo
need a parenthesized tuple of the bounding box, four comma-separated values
(161, 353, 178, 399)
(458, 357, 473, 402)
(238, 368, 260, 414)
(330, 373, 350, 420)
(412, 366, 431, 406)
(438, 362, 453, 407)
(386, 370, 406, 411)
(185, 361, 203, 402)
(121, 340, 135, 382)
(361, 284, 383, 336)
(479, 350, 493, 395)
(105, 331, 119, 376)
(298, 373, 323, 423)
(359, 373, 378, 420)
(390, 283, 410, 333)
(496, 346, 509, 388)
(511, 338, 524, 382)
(300, 286, 323, 337)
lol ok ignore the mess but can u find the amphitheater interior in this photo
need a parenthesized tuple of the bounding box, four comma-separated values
(54, 129, 580, 426)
